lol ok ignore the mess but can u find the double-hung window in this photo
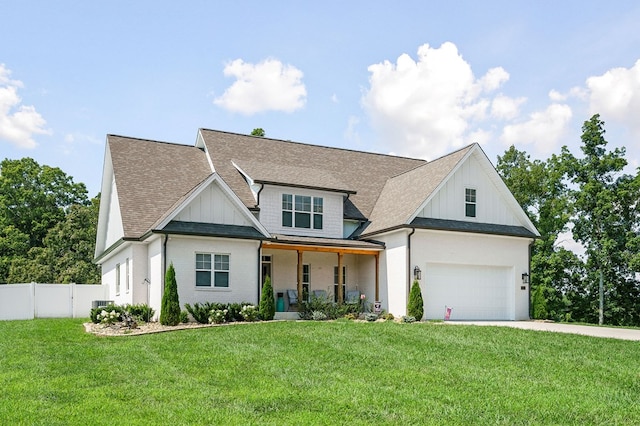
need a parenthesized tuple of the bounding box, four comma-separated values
(282, 194, 323, 230)
(465, 188, 476, 218)
(196, 253, 230, 288)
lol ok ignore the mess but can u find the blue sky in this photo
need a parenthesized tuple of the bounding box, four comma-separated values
(1, 1, 639, 198)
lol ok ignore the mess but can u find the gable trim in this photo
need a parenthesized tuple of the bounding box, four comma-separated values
(153, 173, 271, 237)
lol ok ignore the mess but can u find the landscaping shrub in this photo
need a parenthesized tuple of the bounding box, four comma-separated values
(240, 304, 260, 322)
(259, 275, 275, 320)
(311, 311, 327, 321)
(365, 313, 378, 322)
(90, 304, 122, 324)
(185, 302, 217, 324)
(299, 294, 350, 320)
(123, 304, 155, 322)
(407, 279, 424, 320)
(180, 310, 189, 323)
(209, 309, 227, 324)
(382, 313, 394, 321)
(160, 263, 181, 326)
(532, 285, 548, 319)
(402, 315, 416, 323)
(226, 302, 245, 322)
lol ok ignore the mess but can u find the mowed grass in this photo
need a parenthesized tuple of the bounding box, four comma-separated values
(1, 319, 639, 425)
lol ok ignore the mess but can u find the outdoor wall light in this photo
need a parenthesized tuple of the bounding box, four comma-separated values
(521, 273, 529, 285)
(414, 266, 422, 281)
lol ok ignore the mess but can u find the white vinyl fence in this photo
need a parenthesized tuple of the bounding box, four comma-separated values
(0, 283, 109, 321)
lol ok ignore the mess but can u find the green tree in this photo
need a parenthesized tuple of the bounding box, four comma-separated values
(563, 114, 640, 325)
(407, 279, 424, 320)
(497, 146, 583, 321)
(0, 225, 30, 283)
(160, 263, 181, 326)
(0, 158, 89, 248)
(259, 275, 275, 320)
(251, 128, 265, 137)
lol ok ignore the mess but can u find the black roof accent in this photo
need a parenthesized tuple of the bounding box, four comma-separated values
(159, 221, 265, 240)
(410, 217, 538, 238)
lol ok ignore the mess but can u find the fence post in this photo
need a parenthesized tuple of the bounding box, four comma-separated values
(30, 282, 36, 319)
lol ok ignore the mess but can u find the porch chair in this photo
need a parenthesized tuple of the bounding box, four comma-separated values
(312, 289, 328, 301)
(345, 290, 360, 304)
(287, 289, 298, 310)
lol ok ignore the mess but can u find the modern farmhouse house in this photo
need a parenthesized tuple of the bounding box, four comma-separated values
(94, 129, 539, 320)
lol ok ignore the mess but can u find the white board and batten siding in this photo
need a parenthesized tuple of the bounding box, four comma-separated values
(259, 185, 344, 238)
(173, 181, 253, 227)
(418, 151, 521, 227)
(104, 176, 124, 249)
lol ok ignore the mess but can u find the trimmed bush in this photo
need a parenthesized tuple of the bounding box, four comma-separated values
(185, 302, 216, 324)
(402, 315, 416, 323)
(124, 304, 155, 322)
(160, 263, 181, 326)
(240, 304, 260, 322)
(259, 275, 275, 320)
(90, 304, 122, 324)
(407, 279, 424, 320)
(532, 285, 548, 319)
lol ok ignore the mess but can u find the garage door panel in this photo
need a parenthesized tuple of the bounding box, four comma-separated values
(424, 263, 513, 320)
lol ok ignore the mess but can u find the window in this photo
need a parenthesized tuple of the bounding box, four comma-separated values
(115, 263, 121, 296)
(125, 258, 130, 293)
(465, 188, 476, 218)
(333, 265, 347, 303)
(196, 253, 230, 288)
(282, 193, 323, 230)
(302, 264, 310, 300)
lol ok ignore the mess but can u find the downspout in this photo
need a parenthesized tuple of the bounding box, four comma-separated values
(257, 240, 263, 302)
(256, 183, 264, 208)
(528, 239, 533, 319)
(407, 227, 416, 302)
(163, 234, 169, 289)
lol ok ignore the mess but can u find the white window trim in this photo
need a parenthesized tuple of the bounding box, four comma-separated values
(195, 252, 231, 290)
(465, 187, 477, 218)
(282, 193, 323, 230)
(125, 258, 130, 294)
(115, 263, 121, 296)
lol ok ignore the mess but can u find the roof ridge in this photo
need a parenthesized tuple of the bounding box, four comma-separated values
(108, 134, 190, 147)
(386, 143, 476, 181)
(198, 128, 428, 162)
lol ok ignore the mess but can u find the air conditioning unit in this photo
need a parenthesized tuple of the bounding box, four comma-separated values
(92, 300, 114, 309)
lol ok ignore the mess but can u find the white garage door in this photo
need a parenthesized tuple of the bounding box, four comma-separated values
(423, 263, 513, 320)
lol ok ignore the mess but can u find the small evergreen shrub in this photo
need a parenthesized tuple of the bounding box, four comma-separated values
(407, 279, 424, 320)
(344, 312, 358, 320)
(160, 263, 181, 326)
(365, 313, 378, 322)
(180, 310, 189, 323)
(227, 303, 245, 322)
(185, 302, 216, 324)
(124, 304, 155, 322)
(402, 315, 416, 323)
(532, 285, 548, 319)
(240, 304, 260, 322)
(382, 313, 394, 321)
(259, 276, 276, 320)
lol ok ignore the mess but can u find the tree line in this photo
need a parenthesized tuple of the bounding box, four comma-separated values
(498, 114, 640, 326)
(0, 158, 100, 284)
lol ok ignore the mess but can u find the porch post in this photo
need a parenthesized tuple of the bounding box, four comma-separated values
(337, 252, 344, 303)
(297, 250, 303, 306)
(375, 252, 380, 301)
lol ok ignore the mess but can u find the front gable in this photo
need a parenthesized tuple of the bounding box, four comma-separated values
(153, 173, 270, 238)
(412, 146, 538, 235)
(95, 142, 124, 258)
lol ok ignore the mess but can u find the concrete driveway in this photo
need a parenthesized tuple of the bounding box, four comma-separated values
(446, 321, 640, 341)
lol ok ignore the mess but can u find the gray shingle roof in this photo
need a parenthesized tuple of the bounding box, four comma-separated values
(108, 135, 212, 239)
(199, 129, 426, 220)
(362, 145, 474, 236)
(161, 221, 265, 239)
(410, 217, 538, 238)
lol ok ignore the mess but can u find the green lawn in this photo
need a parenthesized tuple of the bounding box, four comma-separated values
(1, 319, 639, 425)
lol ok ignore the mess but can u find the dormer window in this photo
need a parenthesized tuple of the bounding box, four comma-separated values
(282, 193, 323, 229)
(465, 188, 476, 218)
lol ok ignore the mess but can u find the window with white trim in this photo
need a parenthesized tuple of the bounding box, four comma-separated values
(196, 253, 230, 288)
(465, 188, 476, 218)
(302, 264, 310, 300)
(282, 194, 323, 230)
(125, 258, 130, 293)
(333, 265, 346, 303)
(115, 263, 121, 296)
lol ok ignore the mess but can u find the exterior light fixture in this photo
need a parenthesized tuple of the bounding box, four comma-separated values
(521, 273, 529, 285)
(414, 266, 422, 281)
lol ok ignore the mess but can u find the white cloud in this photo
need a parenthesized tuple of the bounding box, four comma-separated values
(586, 59, 640, 136)
(362, 42, 520, 159)
(0, 64, 49, 149)
(331, 93, 339, 103)
(491, 94, 526, 120)
(343, 115, 360, 145)
(500, 103, 572, 155)
(214, 58, 306, 115)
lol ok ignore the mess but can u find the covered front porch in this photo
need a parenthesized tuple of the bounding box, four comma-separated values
(261, 235, 383, 317)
